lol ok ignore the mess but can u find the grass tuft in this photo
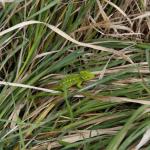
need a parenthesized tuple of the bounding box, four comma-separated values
(0, 0, 150, 149)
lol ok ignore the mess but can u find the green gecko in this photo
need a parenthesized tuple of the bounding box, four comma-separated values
(58, 70, 95, 91)
(56, 70, 94, 120)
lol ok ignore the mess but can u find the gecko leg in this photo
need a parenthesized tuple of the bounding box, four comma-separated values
(77, 81, 82, 89)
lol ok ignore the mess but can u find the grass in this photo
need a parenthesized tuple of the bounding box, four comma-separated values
(0, 0, 150, 149)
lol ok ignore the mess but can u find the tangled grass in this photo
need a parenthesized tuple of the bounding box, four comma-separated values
(0, 0, 150, 149)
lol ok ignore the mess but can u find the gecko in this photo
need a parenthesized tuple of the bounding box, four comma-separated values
(58, 70, 95, 91)
(56, 70, 95, 120)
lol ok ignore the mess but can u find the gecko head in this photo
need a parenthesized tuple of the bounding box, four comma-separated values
(79, 70, 95, 81)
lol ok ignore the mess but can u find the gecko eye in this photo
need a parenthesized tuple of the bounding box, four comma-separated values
(79, 71, 95, 80)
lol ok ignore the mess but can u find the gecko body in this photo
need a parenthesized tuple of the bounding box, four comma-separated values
(58, 70, 95, 90)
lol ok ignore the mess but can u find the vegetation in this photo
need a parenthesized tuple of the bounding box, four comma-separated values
(0, 0, 150, 149)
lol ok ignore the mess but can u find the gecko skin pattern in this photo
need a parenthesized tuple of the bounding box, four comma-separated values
(58, 70, 95, 90)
